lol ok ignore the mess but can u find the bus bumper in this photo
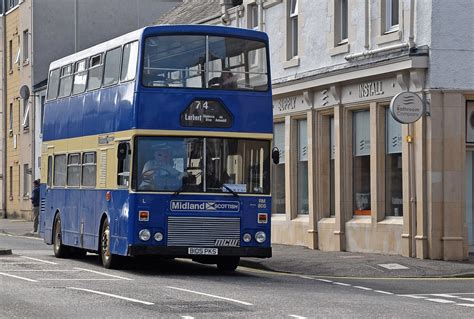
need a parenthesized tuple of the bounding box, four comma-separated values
(127, 246, 272, 258)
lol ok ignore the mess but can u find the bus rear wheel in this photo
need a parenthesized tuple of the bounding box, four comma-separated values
(217, 257, 240, 272)
(99, 219, 121, 269)
(52, 215, 69, 258)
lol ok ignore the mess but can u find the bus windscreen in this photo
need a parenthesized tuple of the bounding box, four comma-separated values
(142, 35, 268, 91)
(135, 136, 270, 194)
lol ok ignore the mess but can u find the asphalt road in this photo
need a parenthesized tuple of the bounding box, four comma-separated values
(1, 233, 473, 318)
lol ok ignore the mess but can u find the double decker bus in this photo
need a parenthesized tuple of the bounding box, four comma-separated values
(40, 25, 276, 270)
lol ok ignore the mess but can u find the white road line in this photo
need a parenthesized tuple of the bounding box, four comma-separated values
(298, 275, 314, 280)
(0, 262, 45, 265)
(66, 287, 154, 305)
(2, 269, 80, 272)
(398, 295, 427, 299)
(73, 267, 133, 281)
(333, 282, 351, 287)
(374, 290, 393, 295)
(431, 294, 458, 298)
(458, 303, 474, 307)
(425, 298, 456, 304)
(289, 315, 307, 319)
(0, 272, 38, 282)
(353, 286, 373, 291)
(181, 316, 195, 319)
(20, 256, 58, 265)
(315, 279, 333, 283)
(167, 286, 253, 306)
(40, 279, 121, 281)
(0, 233, 43, 241)
(457, 297, 474, 302)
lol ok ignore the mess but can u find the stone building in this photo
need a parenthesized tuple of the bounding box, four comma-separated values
(0, 0, 182, 219)
(157, 0, 474, 261)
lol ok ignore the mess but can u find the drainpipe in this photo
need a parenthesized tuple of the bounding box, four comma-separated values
(408, 0, 415, 48)
(2, 10, 7, 218)
(344, 42, 410, 61)
(364, 0, 370, 49)
(257, 0, 264, 31)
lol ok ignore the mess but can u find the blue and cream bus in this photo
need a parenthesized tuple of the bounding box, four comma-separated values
(40, 25, 276, 270)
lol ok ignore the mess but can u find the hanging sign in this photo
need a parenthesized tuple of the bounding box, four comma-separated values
(389, 92, 424, 124)
(180, 99, 233, 128)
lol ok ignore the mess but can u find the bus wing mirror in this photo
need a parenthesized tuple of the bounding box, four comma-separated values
(117, 143, 128, 160)
(271, 147, 280, 165)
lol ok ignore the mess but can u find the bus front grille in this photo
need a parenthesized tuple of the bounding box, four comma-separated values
(167, 216, 240, 247)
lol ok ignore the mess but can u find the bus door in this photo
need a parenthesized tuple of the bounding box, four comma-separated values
(41, 153, 54, 243)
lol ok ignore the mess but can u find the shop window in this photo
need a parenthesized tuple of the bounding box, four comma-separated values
(329, 117, 335, 216)
(272, 122, 286, 214)
(297, 119, 308, 215)
(353, 111, 371, 215)
(385, 109, 403, 216)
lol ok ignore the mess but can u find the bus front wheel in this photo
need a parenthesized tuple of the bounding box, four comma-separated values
(217, 257, 240, 272)
(99, 219, 121, 269)
(53, 215, 69, 258)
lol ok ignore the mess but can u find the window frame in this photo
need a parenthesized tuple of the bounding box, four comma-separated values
(288, 0, 298, 59)
(58, 64, 73, 98)
(72, 58, 88, 96)
(117, 142, 131, 188)
(22, 29, 29, 63)
(53, 154, 67, 187)
(120, 41, 139, 83)
(338, 0, 348, 44)
(385, 0, 400, 33)
(46, 68, 61, 101)
(103, 46, 123, 87)
(82, 152, 97, 188)
(67, 153, 81, 187)
(87, 53, 104, 91)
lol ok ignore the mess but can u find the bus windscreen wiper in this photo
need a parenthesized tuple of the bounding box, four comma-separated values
(221, 184, 239, 197)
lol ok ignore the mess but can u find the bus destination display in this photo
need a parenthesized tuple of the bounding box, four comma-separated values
(180, 99, 233, 128)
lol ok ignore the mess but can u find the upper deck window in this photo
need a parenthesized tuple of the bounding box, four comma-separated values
(72, 59, 88, 95)
(47, 69, 60, 100)
(121, 41, 139, 82)
(58, 65, 73, 98)
(87, 54, 104, 91)
(142, 35, 268, 91)
(103, 47, 122, 87)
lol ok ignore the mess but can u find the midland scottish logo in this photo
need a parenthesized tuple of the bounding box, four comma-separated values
(170, 200, 240, 212)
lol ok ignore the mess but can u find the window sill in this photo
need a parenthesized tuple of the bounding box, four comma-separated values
(263, 0, 282, 8)
(283, 56, 300, 69)
(375, 30, 401, 45)
(378, 216, 403, 225)
(329, 43, 350, 57)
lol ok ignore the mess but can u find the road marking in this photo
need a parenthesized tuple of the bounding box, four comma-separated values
(458, 297, 474, 302)
(167, 286, 253, 306)
(399, 295, 427, 299)
(378, 263, 409, 270)
(20, 256, 58, 265)
(0, 233, 43, 241)
(0, 272, 38, 282)
(333, 282, 351, 287)
(458, 303, 474, 307)
(353, 286, 373, 291)
(0, 270, 80, 272)
(74, 267, 133, 281)
(298, 275, 314, 280)
(289, 315, 307, 319)
(315, 279, 333, 283)
(425, 298, 456, 304)
(181, 316, 195, 319)
(40, 278, 122, 281)
(66, 287, 154, 305)
(431, 294, 457, 298)
(374, 290, 393, 295)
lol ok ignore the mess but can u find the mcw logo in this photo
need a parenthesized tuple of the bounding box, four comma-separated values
(214, 239, 240, 247)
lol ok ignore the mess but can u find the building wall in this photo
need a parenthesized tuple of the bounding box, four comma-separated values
(220, 0, 472, 260)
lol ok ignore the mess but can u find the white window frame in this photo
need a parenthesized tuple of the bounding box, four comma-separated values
(23, 29, 29, 63)
(288, 0, 298, 59)
(338, 0, 348, 44)
(385, 0, 399, 33)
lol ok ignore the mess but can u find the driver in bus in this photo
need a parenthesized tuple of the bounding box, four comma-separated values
(140, 143, 185, 191)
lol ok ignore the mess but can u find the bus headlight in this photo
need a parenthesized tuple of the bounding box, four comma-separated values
(243, 233, 252, 243)
(255, 231, 266, 244)
(139, 229, 151, 241)
(154, 232, 163, 242)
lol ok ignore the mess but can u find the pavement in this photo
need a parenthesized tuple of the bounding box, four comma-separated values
(1, 218, 473, 278)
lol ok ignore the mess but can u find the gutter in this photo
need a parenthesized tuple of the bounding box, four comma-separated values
(2, 12, 7, 218)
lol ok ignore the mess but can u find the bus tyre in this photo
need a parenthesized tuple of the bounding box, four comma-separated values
(217, 257, 240, 272)
(52, 215, 70, 258)
(100, 219, 121, 269)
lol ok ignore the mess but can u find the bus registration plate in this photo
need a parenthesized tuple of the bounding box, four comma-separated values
(188, 248, 218, 255)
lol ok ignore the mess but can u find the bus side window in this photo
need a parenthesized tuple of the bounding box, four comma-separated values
(53, 154, 67, 187)
(47, 69, 60, 100)
(103, 47, 122, 87)
(82, 152, 97, 187)
(67, 153, 81, 187)
(87, 54, 104, 91)
(72, 59, 88, 95)
(58, 65, 73, 98)
(121, 41, 138, 82)
(117, 142, 130, 187)
(47, 156, 53, 187)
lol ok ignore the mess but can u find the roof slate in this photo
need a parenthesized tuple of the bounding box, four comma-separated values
(154, 0, 221, 25)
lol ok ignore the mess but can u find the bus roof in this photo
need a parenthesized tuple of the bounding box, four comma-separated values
(48, 25, 269, 71)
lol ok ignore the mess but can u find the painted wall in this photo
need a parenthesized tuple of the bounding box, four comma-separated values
(32, 0, 181, 86)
